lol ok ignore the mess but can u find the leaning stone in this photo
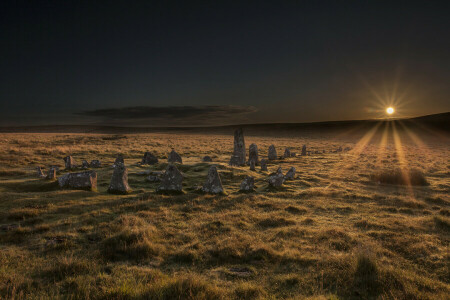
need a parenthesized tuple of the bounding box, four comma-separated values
(157, 164, 183, 193)
(250, 160, 256, 171)
(108, 164, 131, 194)
(285, 167, 296, 180)
(146, 175, 161, 183)
(240, 176, 255, 192)
(168, 149, 182, 164)
(90, 160, 101, 168)
(230, 128, 246, 166)
(202, 166, 224, 194)
(284, 148, 291, 158)
(301, 145, 307, 156)
(81, 160, 89, 169)
(142, 152, 158, 165)
(268, 145, 277, 160)
(64, 156, 75, 170)
(202, 156, 213, 162)
(46, 168, 56, 180)
(268, 167, 284, 188)
(260, 159, 268, 171)
(248, 143, 259, 165)
(36, 166, 45, 177)
(58, 171, 97, 191)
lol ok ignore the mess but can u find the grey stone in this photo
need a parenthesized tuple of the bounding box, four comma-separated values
(81, 160, 89, 169)
(108, 164, 131, 194)
(284, 148, 291, 158)
(240, 176, 255, 192)
(285, 167, 296, 180)
(90, 160, 101, 168)
(268, 167, 284, 188)
(229, 155, 240, 166)
(268, 145, 277, 160)
(36, 166, 45, 177)
(146, 175, 161, 183)
(114, 155, 124, 166)
(250, 160, 256, 171)
(337, 146, 343, 152)
(168, 149, 182, 164)
(301, 145, 307, 156)
(230, 128, 245, 166)
(202, 156, 213, 162)
(64, 156, 75, 170)
(260, 159, 268, 171)
(202, 166, 224, 194)
(142, 152, 158, 165)
(290, 152, 296, 157)
(46, 168, 56, 180)
(157, 164, 183, 193)
(248, 143, 259, 165)
(58, 171, 97, 190)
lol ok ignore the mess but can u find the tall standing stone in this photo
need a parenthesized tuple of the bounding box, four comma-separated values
(268, 145, 277, 160)
(301, 145, 307, 156)
(240, 176, 255, 192)
(284, 148, 291, 158)
(285, 167, 296, 180)
(202, 166, 224, 194)
(248, 143, 259, 166)
(157, 164, 183, 193)
(168, 149, 182, 164)
(64, 156, 75, 170)
(108, 164, 131, 194)
(260, 159, 268, 171)
(142, 152, 159, 165)
(230, 128, 245, 166)
(114, 155, 124, 166)
(268, 167, 285, 188)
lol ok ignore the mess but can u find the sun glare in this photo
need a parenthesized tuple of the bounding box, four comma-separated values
(386, 107, 394, 115)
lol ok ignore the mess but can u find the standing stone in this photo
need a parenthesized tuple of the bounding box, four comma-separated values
(285, 167, 296, 180)
(168, 149, 182, 164)
(268, 167, 285, 188)
(114, 155, 124, 166)
(108, 164, 131, 194)
(46, 168, 56, 180)
(290, 152, 296, 157)
(268, 145, 277, 160)
(81, 160, 89, 169)
(250, 160, 256, 171)
(284, 148, 291, 158)
(240, 176, 255, 192)
(90, 160, 101, 168)
(230, 128, 245, 166)
(260, 159, 268, 171)
(337, 146, 343, 152)
(64, 156, 75, 170)
(58, 171, 97, 191)
(202, 156, 213, 162)
(142, 152, 158, 165)
(301, 145, 307, 156)
(157, 164, 183, 193)
(202, 166, 224, 194)
(248, 143, 259, 166)
(36, 166, 45, 177)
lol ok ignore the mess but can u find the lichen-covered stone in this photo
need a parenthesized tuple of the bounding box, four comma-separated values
(260, 159, 268, 171)
(90, 160, 101, 168)
(108, 164, 131, 194)
(168, 150, 182, 164)
(230, 128, 245, 166)
(58, 171, 97, 191)
(202, 166, 224, 194)
(64, 156, 75, 170)
(157, 164, 183, 193)
(285, 167, 296, 180)
(240, 176, 255, 192)
(268, 167, 284, 188)
(268, 145, 277, 160)
(248, 143, 259, 165)
(142, 152, 158, 165)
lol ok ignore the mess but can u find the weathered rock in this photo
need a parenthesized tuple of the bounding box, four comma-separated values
(285, 167, 296, 180)
(301, 145, 307, 156)
(114, 155, 124, 166)
(337, 146, 343, 152)
(229, 155, 241, 166)
(46, 168, 56, 180)
(268, 145, 277, 160)
(90, 160, 101, 168)
(36, 166, 45, 177)
(231, 128, 246, 166)
(248, 143, 259, 165)
(81, 160, 89, 169)
(202, 166, 224, 194)
(202, 156, 213, 162)
(250, 160, 256, 171)
(268, 167, 284, 188)
(284, 148, 291, 158)
(290, 152, 296, 157)
(168, 149, 182, 164)
(108, 164, 131, 194)
(146, 175, 161, 183)
(58, 171, 97, 190)
(240, 176, 255, 192)
(157, 164, 183, 193)
(64, 156, 75, 169)
(142, 152, 158, 165)
(260, 159, 268, 171)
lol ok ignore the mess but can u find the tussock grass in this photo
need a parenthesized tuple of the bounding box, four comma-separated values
(370, 168, 428, 186)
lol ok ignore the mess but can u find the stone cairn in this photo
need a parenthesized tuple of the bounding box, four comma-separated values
(202, 156, 213, 162)
(202, 166, 224, 194)
(268, 167, 285, 188)
(285, 167, 296, 180)
(268, 145, 277, 160)
(260, 159, 268, 171)
(157, 164, 183, 193)
(108, 163, 131, 194)
(229, 128, 245, 166)
(301, 145, 307, 156)
(58, 171, 97, 191)
(64, 156, 75, 170)
(90, 160, 101, 168)
(142, 152, 158, 165)
(240, 176, 255, 192)
(248, 143, 259, 166)
(284, 148, 291, 158)
(168, 149, 182, 164)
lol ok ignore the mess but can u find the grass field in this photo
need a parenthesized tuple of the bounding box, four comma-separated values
(0, 128, 449, 299)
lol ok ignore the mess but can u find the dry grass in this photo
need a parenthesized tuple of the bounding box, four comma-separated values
(0, 131, 449, 299)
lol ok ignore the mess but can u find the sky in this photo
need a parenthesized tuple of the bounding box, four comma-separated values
(1, 1, 449, 126)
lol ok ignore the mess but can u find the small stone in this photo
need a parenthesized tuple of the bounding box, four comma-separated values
(268, 167, 284, 188)
(250, 160, 256, 171)
(81, 160, 89, 169)
(230, 128, 246, 166)
(46, 168, 56, 180)
(248, 143, 259, 165)
(202, 166, 224, 194)
(90, 160, 101, 168)
(168, 149, 182, 164)
(301, 145, 307, 156)
(240, 176, 255, 192)
(64, 156, 75, 170)
(337, 146, 343, 152)
(284, 148, 291, 158)
(202, 156, 213, 162)
(260, 159, 268, 171)
(268, 145, 277, 160)
(146, 175, 161, 183)
(285, 167, 296, 180)
(58, 171, 97, 190)
(157, 164, 183, 193)
(142, 152, 158, 165)
(290, 152, 296, 157)
(36, 166, 45, 177)
(108, 164, 131, 194)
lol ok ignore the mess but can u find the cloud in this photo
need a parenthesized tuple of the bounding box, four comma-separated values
(77, 105, 258, 126)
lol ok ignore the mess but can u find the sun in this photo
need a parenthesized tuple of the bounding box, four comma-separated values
(386, 107, 395, 115)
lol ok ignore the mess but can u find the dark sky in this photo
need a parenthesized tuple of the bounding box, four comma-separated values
(1, 1, 449, 126)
